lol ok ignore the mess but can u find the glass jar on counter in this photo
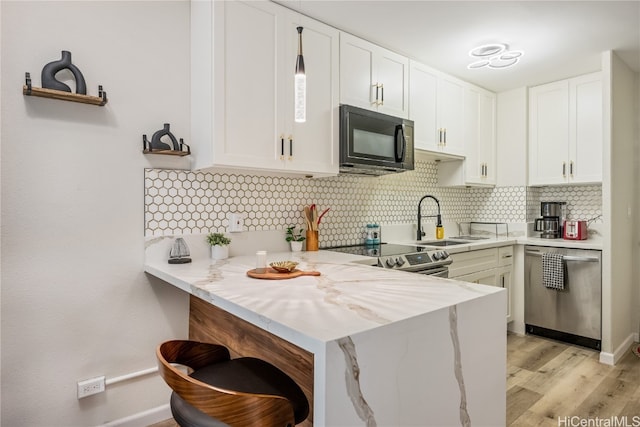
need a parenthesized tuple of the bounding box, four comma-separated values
(364, 224, 380, 245)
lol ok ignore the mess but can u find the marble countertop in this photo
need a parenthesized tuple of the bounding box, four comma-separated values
(389, 236, 603, 252)
(389, 237, 518, 254)
(515, 236, 603, 250)
(145, 249, 503, 353)
(381, 222, 603, 252)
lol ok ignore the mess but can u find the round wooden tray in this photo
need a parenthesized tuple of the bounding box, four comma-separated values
(246, 268, 321, 280)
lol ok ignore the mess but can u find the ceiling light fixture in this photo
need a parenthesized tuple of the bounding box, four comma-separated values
(468, 43, 523, 70)
(469, 44, 506, 58)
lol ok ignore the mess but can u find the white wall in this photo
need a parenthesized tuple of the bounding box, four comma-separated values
(601, 51, 638, 361)
(1, 2, 192, 425)
(636, 67, 640, 338)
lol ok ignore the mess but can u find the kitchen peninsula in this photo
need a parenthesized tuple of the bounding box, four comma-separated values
(145, 238, 506, 426)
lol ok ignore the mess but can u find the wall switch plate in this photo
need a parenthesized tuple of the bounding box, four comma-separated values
(77, 375, 105, 399)
(228, 213, 244, 233)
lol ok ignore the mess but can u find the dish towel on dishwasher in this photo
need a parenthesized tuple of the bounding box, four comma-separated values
(542, 253, 565, 290)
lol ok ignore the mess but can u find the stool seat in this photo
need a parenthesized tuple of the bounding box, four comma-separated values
(157, 340, 309, 427)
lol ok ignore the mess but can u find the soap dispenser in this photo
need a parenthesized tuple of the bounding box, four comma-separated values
(436, 215, 444, 240)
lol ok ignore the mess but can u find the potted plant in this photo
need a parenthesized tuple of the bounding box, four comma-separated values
(206, 232, 231, 260)
(286, 226, 305, 252)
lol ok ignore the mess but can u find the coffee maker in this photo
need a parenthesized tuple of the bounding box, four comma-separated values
(534, 202, 566, 239)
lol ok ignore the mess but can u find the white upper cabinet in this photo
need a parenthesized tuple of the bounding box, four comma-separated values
(436, 75, 466, 156)
(408, 60, 465, 158)
(191, 0, 339, 176)
(464, 86, 496, 185)
(340, 32, 409, 118)
(437, 84, 496, 187)
(529, 72, 602, 185)
(570, 73, 603, 184)
(280, 13, 340, 175)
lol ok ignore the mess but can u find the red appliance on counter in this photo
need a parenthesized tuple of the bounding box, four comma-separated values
(563, 220, 588, 240)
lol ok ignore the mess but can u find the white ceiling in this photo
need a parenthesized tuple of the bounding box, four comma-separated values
(276, 0, 640, 92)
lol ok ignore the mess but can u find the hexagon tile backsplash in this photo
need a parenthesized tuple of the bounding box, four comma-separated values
(144, 161, 602, 247)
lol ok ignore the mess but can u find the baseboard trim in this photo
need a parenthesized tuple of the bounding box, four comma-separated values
(599, 332, 636, 366)
(102, 404, 171, 427)
(507, 320, 525, 335)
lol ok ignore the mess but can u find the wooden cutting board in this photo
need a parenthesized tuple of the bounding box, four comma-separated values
(246, 268, 321, 280)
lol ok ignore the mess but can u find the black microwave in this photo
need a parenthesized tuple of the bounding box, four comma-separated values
(339, 104, 414, 176)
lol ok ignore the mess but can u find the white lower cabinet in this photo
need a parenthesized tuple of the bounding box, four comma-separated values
(496, 266, 512, 322)
(191, 0, 339, 177)
(449, 246, 513, 323)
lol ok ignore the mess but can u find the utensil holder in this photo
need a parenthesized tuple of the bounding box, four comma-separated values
(306, 230, 318, 251)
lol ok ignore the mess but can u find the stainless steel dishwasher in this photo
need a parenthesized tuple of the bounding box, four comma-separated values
(524, 245, 602, 350)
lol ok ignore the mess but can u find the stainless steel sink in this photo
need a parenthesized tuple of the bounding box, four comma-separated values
(451, 235, 489, 240)
(415, 239, 470, 247)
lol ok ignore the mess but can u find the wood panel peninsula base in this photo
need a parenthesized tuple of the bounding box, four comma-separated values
(189, 296, 315, 426)
(144, 246, 507, 426)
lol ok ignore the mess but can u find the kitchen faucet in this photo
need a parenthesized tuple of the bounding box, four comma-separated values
(417, 195, 442, 241)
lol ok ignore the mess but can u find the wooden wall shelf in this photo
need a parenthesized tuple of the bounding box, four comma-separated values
(23, 72, 108, 106)
(143, 148, 190, 157)
(143, 124, 191, 156)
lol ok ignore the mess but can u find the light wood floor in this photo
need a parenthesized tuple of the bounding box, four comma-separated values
(507, 333, 640, 426)
(150, 333, 640, 427)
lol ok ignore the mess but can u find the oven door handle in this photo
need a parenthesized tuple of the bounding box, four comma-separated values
(416, 266, 449, 276)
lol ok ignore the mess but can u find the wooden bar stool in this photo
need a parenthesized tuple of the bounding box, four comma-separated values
(156, 340, 309, 427)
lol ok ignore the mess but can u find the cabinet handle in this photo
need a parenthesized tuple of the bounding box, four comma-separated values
(438, 128, 443, 146)
(288, 135, 293, 160)
(562, 162, 566, 177)
(443, 128, 447, 146)
(570, 161, 574, 177)
(372, 83, 380, 105)
(485, 163, 488, 177)
(502, 254, 513, 259)
(380, 83, 384, 105)
(501, 275, 505, 288)
(280, 134, 285, 160)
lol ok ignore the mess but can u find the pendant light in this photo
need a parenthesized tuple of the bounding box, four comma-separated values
(294, 26, 306, 123)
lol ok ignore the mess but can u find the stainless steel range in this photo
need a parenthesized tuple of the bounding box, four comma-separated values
(326, 244, 452, 277)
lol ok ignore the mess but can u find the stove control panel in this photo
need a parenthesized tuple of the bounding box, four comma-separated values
(379, 251, 450, 270)
(431, 250, 449, 261)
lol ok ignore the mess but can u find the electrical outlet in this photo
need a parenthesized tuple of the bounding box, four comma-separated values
(77, 376, 105, 399)
(228, 213, 244, 233)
